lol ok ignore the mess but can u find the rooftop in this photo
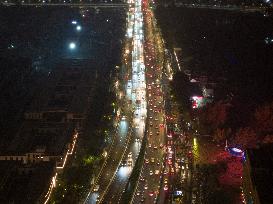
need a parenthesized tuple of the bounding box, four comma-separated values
(6, 122, 74, 155)
(0, 161, 55, 204)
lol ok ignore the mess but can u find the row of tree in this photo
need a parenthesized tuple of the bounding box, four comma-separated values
(170, 70, 273, 150)
(198, 100, 273, 149)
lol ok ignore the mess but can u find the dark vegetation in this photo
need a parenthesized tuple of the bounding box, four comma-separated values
(50, 69, 117, 204)
(156, 7, 273, 149)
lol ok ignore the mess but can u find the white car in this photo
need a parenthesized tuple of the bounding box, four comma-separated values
(128, 152, 132, 158)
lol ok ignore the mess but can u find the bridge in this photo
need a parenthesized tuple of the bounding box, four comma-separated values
(0, 1, 130, 8)
(157, 2, 271, 13)
(175, 3, 269, 12)
(1, 0, 270, 11)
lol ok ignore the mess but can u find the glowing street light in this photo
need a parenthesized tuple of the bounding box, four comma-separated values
(71, 20, 77, 25)
(69, 42, 76, 50)
(76, 25, 82, 31)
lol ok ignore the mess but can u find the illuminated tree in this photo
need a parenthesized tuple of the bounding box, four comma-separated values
(255, 102, 273, 136)
(234, 127, 257, 149)
(206, 101, 229, 129)
(262, 135, 273, 144)
(213, 128, 231, 143)
(198, 101, 230, 134)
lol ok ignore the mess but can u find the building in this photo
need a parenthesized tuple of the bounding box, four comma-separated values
(243, 144, 273, 204)
(0, 59, 97, 203)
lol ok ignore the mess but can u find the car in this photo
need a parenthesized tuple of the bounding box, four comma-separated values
(155, 118, 158, 121)
(128, 152, 132, 158)
(128, 158, 133, 166)
(168, 159, 172, 165)
(144, 184, 148, 189)
(136, 191, 141, 195)
(149, 132, 153, 136)
(155, 125, 158, 129)
(192, 194, 196, 199)
(145, 159, 149, 164)
(163, 185, 168, 191)
(159, 143, 163, 148)
(93, 185, 100, 192)
(164, 178, 168, 184)
(171, 167, 175, 174)
(96, 195, 100, 201)
(149, 170, 153, 175)
(149, 143, 152, 148)
(155, 170, 160, 175)
(121, 160, 127, 166)
(149, 191, 154, 196)
(151, 158, 155, 163)
(156, 131, 160, 135)
(153, 145, 158, 150)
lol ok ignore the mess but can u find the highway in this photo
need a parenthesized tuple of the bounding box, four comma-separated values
(100, 0, 148, 202)
(85, 0, 148, 202)
(85, 113, 131, 204)
(131, 0, 171, 203)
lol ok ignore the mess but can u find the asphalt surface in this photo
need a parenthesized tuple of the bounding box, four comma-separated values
(132, 1, 170, 203)
(85, 0, 148, 202)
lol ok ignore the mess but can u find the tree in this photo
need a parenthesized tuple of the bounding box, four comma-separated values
(197, 101, 230, 134)
(262, 135, 273, 144)
(206, 101, 229, 129)
(206, 189, 232, 204)
(213, 128, 231, 143)
(255, 102, 273, 136)
(170, 71, 192, 111)
(234, 127, 257, 149)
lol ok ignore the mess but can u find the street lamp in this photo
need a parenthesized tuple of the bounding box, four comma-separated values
(76, 25, 82, 31)
(69, 42, 76, 50)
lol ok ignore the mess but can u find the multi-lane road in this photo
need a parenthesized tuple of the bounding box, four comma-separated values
(131, 0, 172, 203)
(85, 0, 179, 202)
(85, 0, 148, 202)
